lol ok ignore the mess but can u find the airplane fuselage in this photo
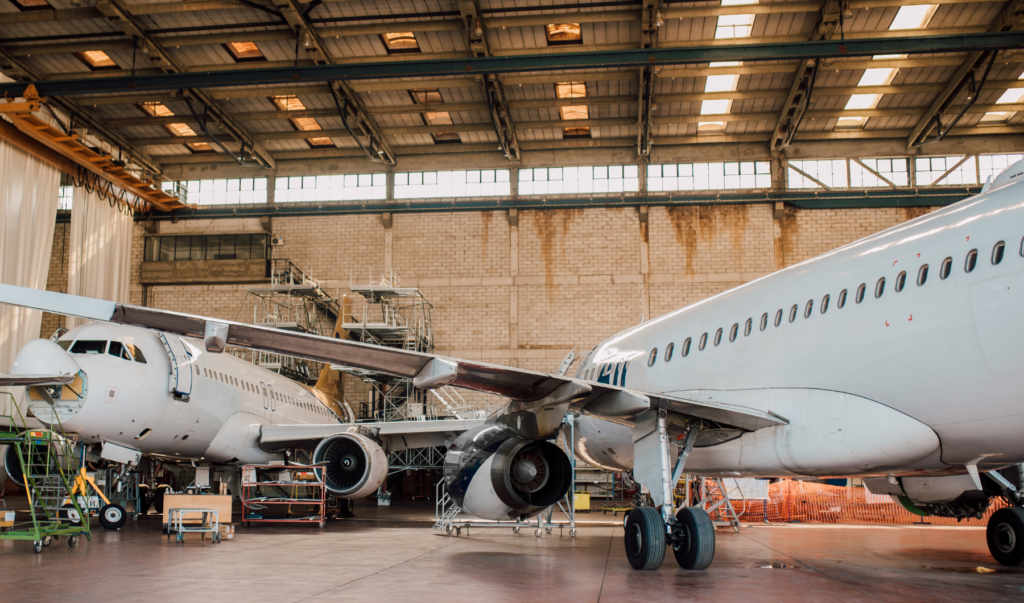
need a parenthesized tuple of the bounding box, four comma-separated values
(574, 175, 1024, 479)
(14, 324, 339, 464)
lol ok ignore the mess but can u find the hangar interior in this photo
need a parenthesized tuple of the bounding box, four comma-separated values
(2, 0, 1024, 598)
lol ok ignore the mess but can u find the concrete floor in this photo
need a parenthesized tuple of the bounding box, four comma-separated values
(2, 500, 1023, 603)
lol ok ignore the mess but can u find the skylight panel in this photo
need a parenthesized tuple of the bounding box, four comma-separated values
(546, 24, 583, 46)
(10, 0, 51, 11)
(555, 82, 590, 139)
(979, 111, 1012, 125)
(224, 42, 266, 63)
(137, 103, 213, 153)
(704, 74, 739, 93)
(380, 32, 420, 54)
(996, 89, 1024, 104)
(715, 14, 755, 39)
(74, 51, 118, 71)
(697, 121, 726, 133)
(269, 96, 334, 149)
(410, 88, 461, 145)
(858, 68, 897, 87)
(700, 99, 731, 115)
(844, 94, 881, 111)
(888, 5, 937, 30)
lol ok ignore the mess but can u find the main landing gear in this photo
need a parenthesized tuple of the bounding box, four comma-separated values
(984, 469, 1024, 565)
(625, 411, 716, 571)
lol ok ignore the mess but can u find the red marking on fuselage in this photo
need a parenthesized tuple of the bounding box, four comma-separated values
(885, 321, 890, 327)
(909, 314, 913, 321)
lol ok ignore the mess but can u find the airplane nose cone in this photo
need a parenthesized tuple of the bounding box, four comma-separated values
(11, 339, 83, 377)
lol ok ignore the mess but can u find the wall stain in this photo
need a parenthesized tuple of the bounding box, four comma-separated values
(480, 210, 493, 253)
(532, 209, 582, 299)
(667, 206, 740, 275)
(778, 206, 800, 267)
(901, 206, 931, 221)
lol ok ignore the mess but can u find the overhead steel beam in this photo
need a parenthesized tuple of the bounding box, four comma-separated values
(459, 0, 520, 161)
(89, 0, 275, 168)
(0, 48, 164, 175)
(907, 0, 1024, 147)
(273, 0, 395, 165)
(7, 33, 1023, 98)
(769, 0, 840, 152)
(637, 0, 659, 157)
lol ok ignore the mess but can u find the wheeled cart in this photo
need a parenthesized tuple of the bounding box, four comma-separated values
(167, 508, 222, 543)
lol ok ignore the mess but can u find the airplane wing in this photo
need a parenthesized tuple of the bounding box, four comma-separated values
(258, 418, 488, 452)
(0, 373, 75, 386)
(0, 284, 786, 432)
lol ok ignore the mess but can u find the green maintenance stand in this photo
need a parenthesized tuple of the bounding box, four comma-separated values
(0, 394, 91, 553)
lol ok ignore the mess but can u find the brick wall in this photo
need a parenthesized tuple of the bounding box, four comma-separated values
(39, 222, 70, 339)
(40, 204, 932, 415)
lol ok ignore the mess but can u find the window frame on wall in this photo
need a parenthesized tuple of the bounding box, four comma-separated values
(143, 234, 269, 262)
(647, 161, 771, 192)
(394, 169, 511, 199)
(519, 165, 640, 196)
(274, 174, 387, 203)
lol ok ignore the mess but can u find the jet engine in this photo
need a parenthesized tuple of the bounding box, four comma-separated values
(444, 424, 573, 521)
(0, 445, 19, 491)
(312, 432, 388, 499)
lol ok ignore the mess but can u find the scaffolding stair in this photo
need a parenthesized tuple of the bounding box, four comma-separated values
(430, 386, 468, 420)
(694, 477, 743, 532)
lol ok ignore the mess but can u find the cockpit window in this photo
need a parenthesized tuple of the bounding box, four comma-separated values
(56, 340, 71, 351)
(70, 340, 107, 355)
(126, 344, 147, 364)
(108, 341, 132, 361)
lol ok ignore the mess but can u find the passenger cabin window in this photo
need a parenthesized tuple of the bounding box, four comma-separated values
(875, 277, 886, 298)
(965, 249, 978, 273)
(774, 310, 782, 327)
(699, 333, 708, 350)
(788, 305, 797, 323)
(70, 340, 106, 355)
(681, 337, 691, 357)
(820, 294, 830, 313)
(665, 342, 674, 362)
(837, 289, 847, 308)
(917, 265, 928, 286)
(714, 328, 723, 346)
(855, 283, 866, 304)
(108, 341, 132, 361)
(803, 300, 813, 318)
(729, 323, 738, 342)
(647, 348, 657, 367)
(760, 313, 768, 331)
(744, 318, 752, 336)
(895, 271, 906, 292)
(940, 257, 952, 279)
(993, 241, 1005, 265)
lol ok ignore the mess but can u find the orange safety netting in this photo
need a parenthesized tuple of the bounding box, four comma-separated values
(702, 479, 1006, 526)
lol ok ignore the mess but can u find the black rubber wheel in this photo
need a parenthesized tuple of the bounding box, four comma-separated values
(624, 507, 666, 570)
(988, 507, 1024, 566)
(99, 503, 127, 530)
(673, 507, 716, 570)
(68, 535, 78, 548)
(60, 502, 83, 527)
(32, 541, 42, 554)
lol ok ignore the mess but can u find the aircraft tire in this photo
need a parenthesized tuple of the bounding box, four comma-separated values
(988, 507, 1024, 566)
(624, 507, 666, 570)
(60, 502, 83, 526)
(99, 503, 127, 530)
(673, 507, 716, 570)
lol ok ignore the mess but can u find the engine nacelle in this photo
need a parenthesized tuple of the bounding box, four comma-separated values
(0, 445, 19, 491)
(313, 433, 388, 499)
(444, 424, 573, 521)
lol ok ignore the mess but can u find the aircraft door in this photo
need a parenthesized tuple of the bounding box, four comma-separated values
(158, 333, 193, 400)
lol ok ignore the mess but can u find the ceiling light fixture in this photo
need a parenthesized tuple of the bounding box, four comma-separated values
(474, 20, 484, 38)
(655, 11, 664, 27)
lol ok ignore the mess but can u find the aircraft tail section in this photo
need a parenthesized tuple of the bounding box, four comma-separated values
(312, 295, 352, 420)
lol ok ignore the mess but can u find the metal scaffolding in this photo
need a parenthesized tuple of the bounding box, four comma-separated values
(232, 259, 340, 385)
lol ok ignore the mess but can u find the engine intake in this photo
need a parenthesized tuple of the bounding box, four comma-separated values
(445, 424, 572, 521)
(313, 433, 387, 499)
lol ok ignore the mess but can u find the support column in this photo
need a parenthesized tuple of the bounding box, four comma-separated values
(639, 205, 650, 322)
(382, 212, 393, 273)
(771, 153, 787, 271)
(509, 208, 519, 368)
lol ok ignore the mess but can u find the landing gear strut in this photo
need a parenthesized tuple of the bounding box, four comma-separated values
(625, 411, 716, 571)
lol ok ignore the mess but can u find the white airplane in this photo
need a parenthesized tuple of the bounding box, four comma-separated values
(4, 160, 1024, 571)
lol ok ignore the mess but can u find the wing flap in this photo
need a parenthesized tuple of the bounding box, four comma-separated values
(258, 419, 486, 452)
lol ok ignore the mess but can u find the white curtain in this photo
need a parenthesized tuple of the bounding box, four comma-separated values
(66, 187, 132, 329)
(0, 139, 60, 416)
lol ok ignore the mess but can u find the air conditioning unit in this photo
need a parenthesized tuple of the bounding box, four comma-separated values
(270, 236, 285, 246)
